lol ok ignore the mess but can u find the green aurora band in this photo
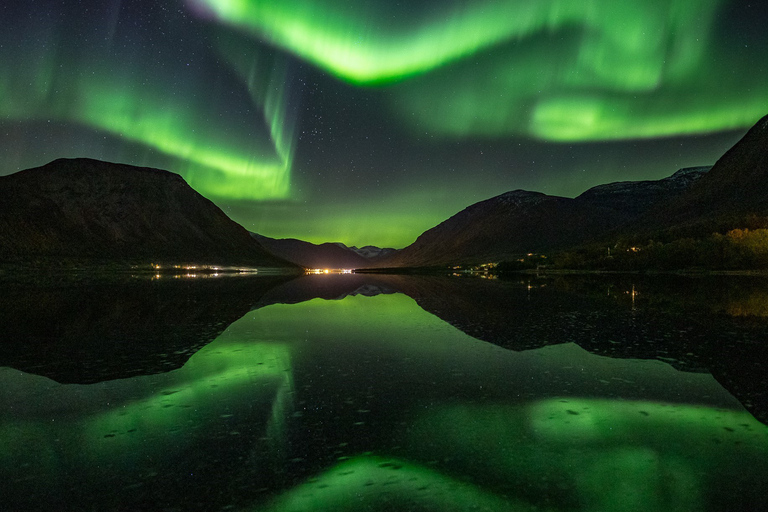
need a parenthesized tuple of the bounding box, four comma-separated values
(189, 0, 715, 85)
(192, 0, 768, 140)
(0, 26, 296, 200)
(3, 0, 768, 247)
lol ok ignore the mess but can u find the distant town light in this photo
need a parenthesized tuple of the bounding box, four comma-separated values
(305, 268, 355, 275)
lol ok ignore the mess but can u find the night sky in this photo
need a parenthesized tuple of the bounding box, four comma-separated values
(2, 0, 767, 248)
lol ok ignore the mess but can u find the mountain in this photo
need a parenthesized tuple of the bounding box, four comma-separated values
(375, 191, 615, 267)
(346, 245, 397, 259)
(645, 114, 768, 229)
(0, 158, 293, 267)
(253, 233, 393, 269)
(375, 167, 709, 268)
(576, 166, 710, 218)
(374, 112, 768, 269)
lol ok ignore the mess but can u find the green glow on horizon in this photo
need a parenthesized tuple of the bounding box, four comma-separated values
(249, 207, 441, 250)
(231, 189, 464, 249)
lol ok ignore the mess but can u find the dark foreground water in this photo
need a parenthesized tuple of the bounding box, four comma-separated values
(1, 273, 767, 511)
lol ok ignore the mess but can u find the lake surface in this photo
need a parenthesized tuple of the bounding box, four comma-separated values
(1, 272, 767, 511)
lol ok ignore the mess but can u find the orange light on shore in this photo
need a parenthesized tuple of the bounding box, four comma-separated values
(305, 268, 356, 275)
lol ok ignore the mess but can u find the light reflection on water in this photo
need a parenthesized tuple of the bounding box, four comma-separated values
(1, 275, 767, 511)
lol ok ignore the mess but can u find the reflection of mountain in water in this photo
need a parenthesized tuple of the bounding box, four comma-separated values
(3, 274, 768, 511)
(0, 333, 295, 511)
(0, 273, 397, 385)
(0, 274, 294, 383)
(242, 273, 768, 425)
(376, 274, 768, 425)
(1, 272, 766, 425)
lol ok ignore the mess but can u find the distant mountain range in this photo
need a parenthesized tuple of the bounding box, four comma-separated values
(0, 158, 293, 267)
(2, 113, 766, 270)
(370, 166, 709, 268)
(365, 113, 768, 268)
(252, 233, 395, 269)
(250, 163, 720, 269)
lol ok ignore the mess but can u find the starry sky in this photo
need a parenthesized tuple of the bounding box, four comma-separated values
(2, 0, 767, 248)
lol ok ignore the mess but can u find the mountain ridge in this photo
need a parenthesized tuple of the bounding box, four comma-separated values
(641, 113, 768, 230)
(0, 158, 294, 267)
(252, 233, 395, 269)
(369, 113, 768, 269)
(5, 112, 767, 271)
(372, 166, 712, 268)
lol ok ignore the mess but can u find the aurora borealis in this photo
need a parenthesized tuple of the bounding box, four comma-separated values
(2, 0, 767, 248)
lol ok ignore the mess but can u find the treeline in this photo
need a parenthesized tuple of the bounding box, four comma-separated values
(551, 228, 768, 271)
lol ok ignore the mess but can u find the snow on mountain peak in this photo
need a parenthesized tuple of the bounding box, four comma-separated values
(349, 245, 396, 259)
(497, 190, 548, 207)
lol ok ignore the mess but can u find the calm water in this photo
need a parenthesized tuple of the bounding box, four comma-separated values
(1, 273, 767, 511)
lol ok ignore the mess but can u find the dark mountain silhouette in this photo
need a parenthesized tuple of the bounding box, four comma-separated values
(371, 112, 768, 268)
(644, 113, 768, 230)
(577, 166, 710, 218)
(375, 167, 709, 268)
(252, 233, 390, 269)
(376, 191, 616, 267)
(0, 158, 293, 267)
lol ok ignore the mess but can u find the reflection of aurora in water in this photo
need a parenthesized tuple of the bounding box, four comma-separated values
(260, 400, 768, 512)
(0, 339, 295, 508)
(246, 295, 768, 512)
(1, 291, 767, 511)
